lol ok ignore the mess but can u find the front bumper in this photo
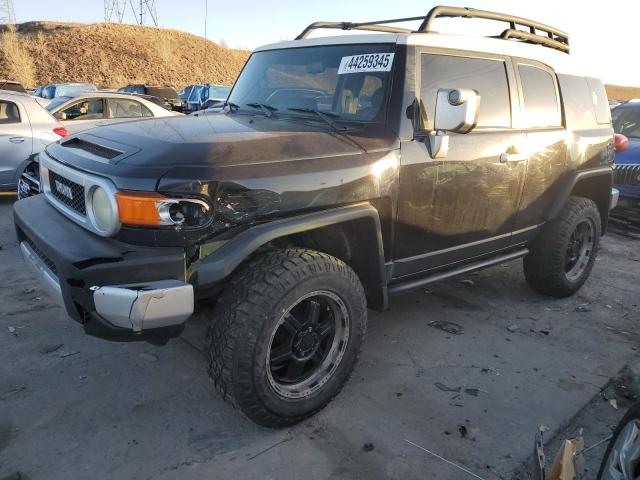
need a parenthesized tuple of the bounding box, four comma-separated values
(14, 194, 193, 342)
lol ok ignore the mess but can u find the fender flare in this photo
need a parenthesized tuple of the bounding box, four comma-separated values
(190, 202, 388, 309)
(545, 166, 613, 223)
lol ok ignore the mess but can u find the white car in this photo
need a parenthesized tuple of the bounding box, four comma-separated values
(45, 92, 183, 135)
(0, 91, 67, 193)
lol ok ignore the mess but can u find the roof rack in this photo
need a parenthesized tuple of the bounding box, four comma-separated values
(296, 5, 569, 54)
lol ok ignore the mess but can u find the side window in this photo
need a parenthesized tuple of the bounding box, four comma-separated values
(557, 75, 597, 129)
(518, 65, 561, 127)
(420, 54, 511, 129)
(586, 77, 611, 125)
(60, 98, 104, 121)
(134, 86, 145, 95)
(0, 101, 21, 124)
(108, 99, 153, 118)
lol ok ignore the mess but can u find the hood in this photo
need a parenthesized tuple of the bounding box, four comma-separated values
(615, 137, 640, 165)
(54, 113, 397, 168)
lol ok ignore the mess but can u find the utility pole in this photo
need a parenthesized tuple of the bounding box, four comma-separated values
(0, 0, 16, 25)
(204, 0, 208, 40)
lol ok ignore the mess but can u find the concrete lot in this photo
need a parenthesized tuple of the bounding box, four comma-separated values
(0, 194, 639, 480)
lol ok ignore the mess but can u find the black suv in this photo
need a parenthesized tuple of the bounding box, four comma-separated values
(14, 7, 617, 427)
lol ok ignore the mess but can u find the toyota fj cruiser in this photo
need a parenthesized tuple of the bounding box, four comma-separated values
(14, 6, 617, 427)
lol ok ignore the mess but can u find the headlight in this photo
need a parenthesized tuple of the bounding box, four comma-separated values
(89, 186, 119, 235)
(115, 191, 211, 228)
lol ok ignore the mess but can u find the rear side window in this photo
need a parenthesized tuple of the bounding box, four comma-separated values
(109, 98, 153, 118)
(557, 75, 597, 129)
(420, 54, 511, 129)
(59, 98, 105, 121)
(586, 77, 611, 125)
(518, 65, 561, 127)
(0, 100, 21, 124)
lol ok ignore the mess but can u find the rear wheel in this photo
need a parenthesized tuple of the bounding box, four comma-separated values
(206, 248, 367, 428)
(524, 196, 601, 297)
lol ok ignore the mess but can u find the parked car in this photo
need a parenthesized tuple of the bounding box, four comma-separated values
(0, 91, 67, 193)
(45, 91, 182, 135)
(33, 83, 98, 100)
(612, 102, 640, 206)
(0, 80, 27, 93)
(14, 6, 616, 428)
(117, 84, 183, 111)
(185, 84, 231, 112)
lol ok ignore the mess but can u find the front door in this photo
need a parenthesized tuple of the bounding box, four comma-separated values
(0, 98, 32, 188)
(392, 51, 527, 278)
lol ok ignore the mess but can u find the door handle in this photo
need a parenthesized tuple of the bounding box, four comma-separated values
(500, 152, 528, 163)
(9, 136, 25, 144)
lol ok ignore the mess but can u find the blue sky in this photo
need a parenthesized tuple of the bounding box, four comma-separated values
(17, 0, 640, 86)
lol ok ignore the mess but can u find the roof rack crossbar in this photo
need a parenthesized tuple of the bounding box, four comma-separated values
(296, 18, 420, 40)
(418, 6, 569, 53)
(295, 5, 569, 54)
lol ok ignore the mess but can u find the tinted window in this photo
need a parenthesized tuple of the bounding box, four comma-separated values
(519, 65, 560, 127)
(612, 106, 640, 139)
(0, 100, 21, 124)
(109, 98, 153, 118)
(59, 98, 104, 121)
(557, 75, 597, 129)
(586, 77, 611, 125)
(420, 54, 511, 129)
(147, 86, 180, 100)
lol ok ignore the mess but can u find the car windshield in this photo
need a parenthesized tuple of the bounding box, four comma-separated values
(227, 44, 396, 123)
(46, 96, 74, 112)
(55, 84, 97, 97)
(612, 105, 640, 139)
(147, 86, 180, 101)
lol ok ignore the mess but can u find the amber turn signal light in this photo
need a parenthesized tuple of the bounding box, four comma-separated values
(115, 191, 166, 226)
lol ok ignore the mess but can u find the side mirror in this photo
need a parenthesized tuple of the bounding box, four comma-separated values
(55, 111, 67, 121)
(434, 88, 480, 134)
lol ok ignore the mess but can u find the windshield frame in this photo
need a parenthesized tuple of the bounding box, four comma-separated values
(226, 43, 398, 125)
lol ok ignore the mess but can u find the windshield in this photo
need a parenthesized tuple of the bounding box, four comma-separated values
(612, 105, 640, 139)
(228, 44, 396, 123)
(147, 86, 180, 101)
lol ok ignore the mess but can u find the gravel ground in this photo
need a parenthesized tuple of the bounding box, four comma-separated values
(0, 195, 638, 480)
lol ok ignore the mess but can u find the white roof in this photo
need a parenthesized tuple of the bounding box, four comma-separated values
(255, 32, 581, 76)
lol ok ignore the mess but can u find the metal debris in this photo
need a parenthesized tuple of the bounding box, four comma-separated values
(434, 382, 461, 393)
(460, 279, 475, 286)
(428, 320, 464, 335)
(575, 303, 592, 313)
(405, 439, 489, 480)
(506, 325, 519, 333)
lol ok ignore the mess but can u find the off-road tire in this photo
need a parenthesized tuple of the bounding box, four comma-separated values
(523, 196, 601, 297)
(206, 248, 367, 428)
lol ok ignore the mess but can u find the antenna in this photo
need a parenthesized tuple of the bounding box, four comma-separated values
(0, 0, 16, 25)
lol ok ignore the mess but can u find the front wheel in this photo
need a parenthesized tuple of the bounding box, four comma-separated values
(524, 196, 601, 297)
(206, 248, 367, 428)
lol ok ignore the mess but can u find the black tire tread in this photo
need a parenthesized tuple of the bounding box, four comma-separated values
(206, 248, 367, 428)
(523, 196, 601, 297)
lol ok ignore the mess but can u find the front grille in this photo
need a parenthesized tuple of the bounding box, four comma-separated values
(614, 164, 640, 186)
(24, 238, 58, 276)
(62, 137, 121, 160)
(49, 170, 86, 215)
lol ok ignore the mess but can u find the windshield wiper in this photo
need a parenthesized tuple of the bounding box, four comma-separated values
(287, 107, 347, 132)
(246, 102, 277, 117)
(224, 101, 240, 112)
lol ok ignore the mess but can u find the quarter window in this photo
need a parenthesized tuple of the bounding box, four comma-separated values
(0, 100, 21, 124)
(108, 98, 153, 118)
(518, 65, 561, 127)
(420, 54, 511, 129)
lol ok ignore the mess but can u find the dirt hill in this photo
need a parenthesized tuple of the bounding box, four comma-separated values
(0, 22, 250, 88)
(605, 84, 640, 102)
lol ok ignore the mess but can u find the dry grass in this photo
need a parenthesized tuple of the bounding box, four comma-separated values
(0, 22, 249, 88)
(606, 84, 640, 102)
(0, 26, 36, 86)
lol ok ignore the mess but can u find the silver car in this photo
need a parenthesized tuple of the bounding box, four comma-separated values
(46, 92, 182, 135)
(0, 91, 66, 192)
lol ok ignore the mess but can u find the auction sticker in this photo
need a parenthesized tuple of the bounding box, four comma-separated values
(338, 53, 395, 74)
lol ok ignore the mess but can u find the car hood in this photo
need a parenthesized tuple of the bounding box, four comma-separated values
(615, 138, 640, 164)
(66, 113, 395, 167)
